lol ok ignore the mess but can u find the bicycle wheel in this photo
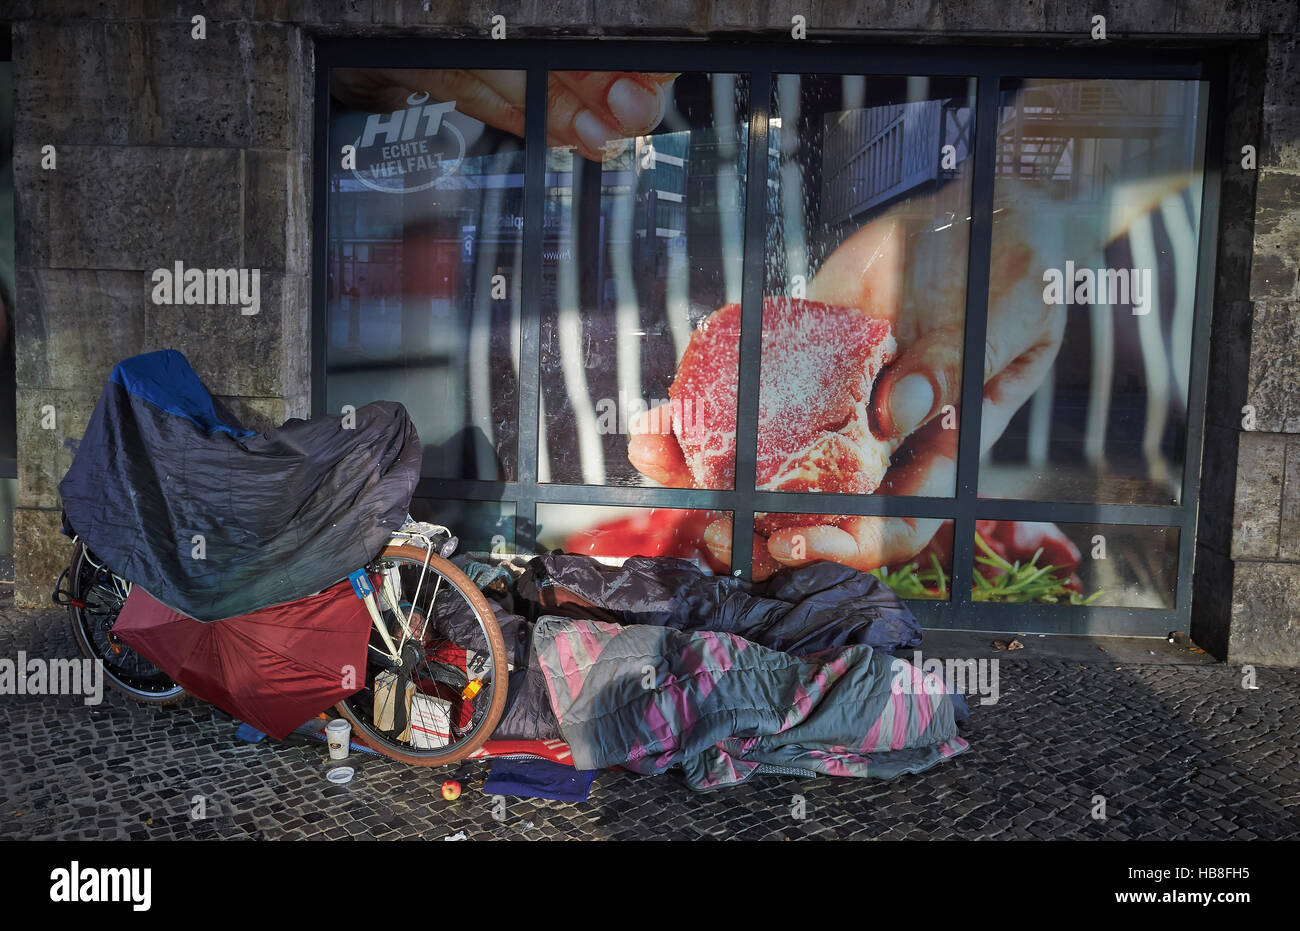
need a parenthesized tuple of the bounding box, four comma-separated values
(63, 541, 186, 704)
(333, 544, 508, 767)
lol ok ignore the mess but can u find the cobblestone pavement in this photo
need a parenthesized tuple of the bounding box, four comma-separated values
(3, 594, 1299, 841)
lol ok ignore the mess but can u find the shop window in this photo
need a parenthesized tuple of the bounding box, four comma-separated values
(762, 75, 976, 500)
(408, 497, 517, 558)
(538, 71, 750, 488)
(536, 503, 733, 571)
(316, 45, 1218, 635)
(979, 78, 1209, 506)
(756, 512, 955, 600)
(325, 68, 527, 482)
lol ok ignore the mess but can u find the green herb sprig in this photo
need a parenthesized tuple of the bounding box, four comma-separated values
(868, 532, 1102, 605)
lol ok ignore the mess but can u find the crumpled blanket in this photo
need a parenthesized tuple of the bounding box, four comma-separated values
(439, 553, 970, 787)
(533, 617, 969, 791)
(516, 554, 924, 655)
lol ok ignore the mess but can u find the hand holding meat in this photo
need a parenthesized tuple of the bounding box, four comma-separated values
(628, 205, 1064, 579)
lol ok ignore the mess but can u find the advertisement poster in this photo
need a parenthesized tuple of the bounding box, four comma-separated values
(328, 69, 1205, 609)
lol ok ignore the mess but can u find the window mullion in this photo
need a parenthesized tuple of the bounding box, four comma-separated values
(515, 65, 548, 554)
(949, 70, 1002, 611)
(730, 70, 773, 582)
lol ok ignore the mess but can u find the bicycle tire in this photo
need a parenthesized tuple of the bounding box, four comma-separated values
(333, 544, 508, 767)
(65, 541, 187, 705)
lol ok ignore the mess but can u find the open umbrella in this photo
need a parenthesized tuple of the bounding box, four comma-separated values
(113, 581, 373, 740)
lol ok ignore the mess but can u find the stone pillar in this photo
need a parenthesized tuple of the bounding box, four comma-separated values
(10, 16, 312, 607)
(1211, 33, 1300, 665)
(1190, 38, 1266, 662)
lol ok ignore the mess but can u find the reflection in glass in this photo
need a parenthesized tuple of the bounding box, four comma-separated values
(762, 75, 977, 503)
(980, 78, 1209, 505)
(409, 497, 517, 558)
(969, 520, 1179, 609)
(535, 503, 732, 573)
(326, 68, 526, 481)
(539, 72, 750, 488)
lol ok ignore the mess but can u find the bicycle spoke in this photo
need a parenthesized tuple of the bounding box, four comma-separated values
(340, 547, 502, 762)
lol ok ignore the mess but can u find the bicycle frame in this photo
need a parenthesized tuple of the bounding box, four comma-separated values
(53, 536, 133, 610)
(65, 524, 455, 672)
(360, 520, 456, 667)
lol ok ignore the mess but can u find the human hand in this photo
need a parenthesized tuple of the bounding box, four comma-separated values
(331, 68, 678, 162)
(744, 208, 1063, 577)
(627, 205, 1064, 579)
(810, 207, 1061, 456)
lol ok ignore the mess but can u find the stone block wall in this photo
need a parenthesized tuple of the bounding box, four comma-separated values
(9, 11, 312, 607)
(1204, 32, 1300, 665)
(5, 2, 1299, 662)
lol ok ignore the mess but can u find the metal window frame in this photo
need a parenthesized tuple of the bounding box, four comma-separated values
(312, 38, 1227, 637)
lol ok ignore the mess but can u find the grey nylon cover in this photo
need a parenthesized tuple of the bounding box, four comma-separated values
(515, 553, 924, 654)
(60, 351, 421, 621)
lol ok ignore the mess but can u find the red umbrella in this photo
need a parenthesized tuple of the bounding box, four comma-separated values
(113, 580, 373, 740)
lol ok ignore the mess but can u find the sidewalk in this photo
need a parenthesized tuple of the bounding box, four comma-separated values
(3, 594, 1298, 841)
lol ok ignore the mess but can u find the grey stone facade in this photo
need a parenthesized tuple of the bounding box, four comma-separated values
(5, 2, 1298, 663)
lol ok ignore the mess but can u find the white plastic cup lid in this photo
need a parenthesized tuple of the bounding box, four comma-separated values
(326, 766, 355, 784)
(325, 718, 350, 733)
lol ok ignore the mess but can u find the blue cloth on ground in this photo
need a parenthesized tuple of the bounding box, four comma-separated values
(235, 723, 267, 742)
(484, 758, 596, 802)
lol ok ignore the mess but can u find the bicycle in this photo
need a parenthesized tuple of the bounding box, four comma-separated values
(55, 520, 508, 767)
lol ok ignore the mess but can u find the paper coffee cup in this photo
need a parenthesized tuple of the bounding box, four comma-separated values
(325, 718, 351, 760)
